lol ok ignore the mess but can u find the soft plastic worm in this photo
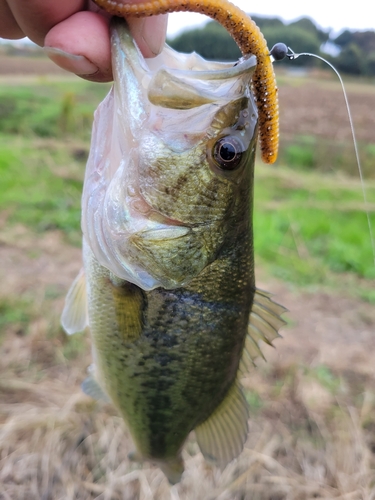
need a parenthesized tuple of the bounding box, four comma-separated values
(93, 0, 279, 164)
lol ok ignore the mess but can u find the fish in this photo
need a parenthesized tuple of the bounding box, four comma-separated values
(61, 18, 286, 484)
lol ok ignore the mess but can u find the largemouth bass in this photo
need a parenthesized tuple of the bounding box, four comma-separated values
(62, 19, 286, 484)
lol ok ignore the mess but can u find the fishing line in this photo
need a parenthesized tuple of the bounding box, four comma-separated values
(270, 43, 375, 267)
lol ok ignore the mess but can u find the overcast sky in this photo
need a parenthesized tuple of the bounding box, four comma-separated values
(167, 0, 374, 38)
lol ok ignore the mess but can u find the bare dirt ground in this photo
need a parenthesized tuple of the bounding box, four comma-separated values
(278, 72, 375, 144)
(0, 54, 68, 77)
(258, 277, 375, 378)
(1, 55, 374, 144)
(2, 224, 374, 383)
(0, 224, 374, 499)
(0, 61, 374, 498)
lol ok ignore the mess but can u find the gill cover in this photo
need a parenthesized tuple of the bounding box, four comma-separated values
(82, 19, 257, 290)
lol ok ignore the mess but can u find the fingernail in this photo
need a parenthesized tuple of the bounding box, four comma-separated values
(141, 16, 168, 56)
(44, 47, 99, 76)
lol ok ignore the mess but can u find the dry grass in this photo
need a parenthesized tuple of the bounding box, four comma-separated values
(1, 59, 374, 143)
(278, 74, 375, 144)
(1, 62, 375, 498)
(1, 326, 374, 499)
(0, 229, 374, 499)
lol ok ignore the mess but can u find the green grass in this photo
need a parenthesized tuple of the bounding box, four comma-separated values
(0, 80, 109, 140)
(0, 296, 33, 337)
(0, 136, 84, 245)
(1, 134, 374, 292)
(307, 365, 342, 394)
(1, 77, 374, 296)
(0, 76, 374, 500)
(278, 135, 375, 178)
(254, 164, 375, 286)
(245, 390, 263, 412)
(0, 79, 110, 244)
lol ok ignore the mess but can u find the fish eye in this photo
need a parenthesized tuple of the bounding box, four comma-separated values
(212, 136, 244, 171)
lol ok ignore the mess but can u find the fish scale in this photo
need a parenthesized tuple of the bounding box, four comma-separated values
(62, 19, 286, 484)
(84, 213, 254, 455)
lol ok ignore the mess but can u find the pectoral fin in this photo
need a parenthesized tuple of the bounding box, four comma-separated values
(195, 380, 249, 467)
(61, 268, 88, 335)
(240, 289, 287, 372)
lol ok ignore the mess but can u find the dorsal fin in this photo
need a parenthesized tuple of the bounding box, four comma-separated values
(194, 380, 249, 467)
(240, 289, 287, 372)
(61, 268, 89, 335)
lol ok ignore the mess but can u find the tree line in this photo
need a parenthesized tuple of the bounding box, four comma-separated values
(168, 16, 375, 76)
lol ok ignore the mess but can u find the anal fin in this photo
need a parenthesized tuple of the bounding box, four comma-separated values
(195, 380, 249, 467)
(61, 268, 88, 335)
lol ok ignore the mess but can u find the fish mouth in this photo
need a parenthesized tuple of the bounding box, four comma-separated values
(81, 20, 256, 291)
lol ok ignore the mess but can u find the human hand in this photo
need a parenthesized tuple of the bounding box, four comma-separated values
(0, 0, 168, 82)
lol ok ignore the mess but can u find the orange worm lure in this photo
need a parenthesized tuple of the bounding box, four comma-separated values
(93, 0, 279, 164)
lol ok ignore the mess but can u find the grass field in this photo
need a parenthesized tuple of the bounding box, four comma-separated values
(0, 60, 374, 499)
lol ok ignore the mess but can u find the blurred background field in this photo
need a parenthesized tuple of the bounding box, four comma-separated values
(0, 31, 375, 499)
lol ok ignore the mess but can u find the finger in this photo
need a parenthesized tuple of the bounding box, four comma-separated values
(45, 10, 168, 82)
(6, 0, 86, 45)
(128, 14, 168, 58)
(45, 11, 112, 82)
(93, 0, 168, 57)
(0, 0, 24, 39)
